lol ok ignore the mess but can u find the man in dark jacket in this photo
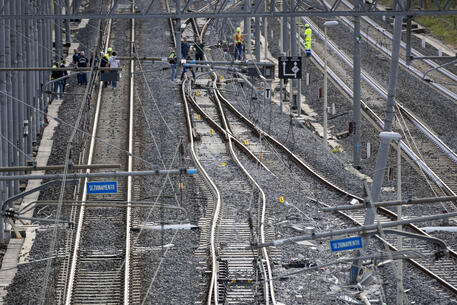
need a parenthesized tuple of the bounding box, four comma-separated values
(181, 37, 190, 59)
(78, 51, 88, 85)
(60, 61, 68, 93)
(51, 63, 64, 99)
(194, 39, 204, 71)
(100, 52, 109, 87)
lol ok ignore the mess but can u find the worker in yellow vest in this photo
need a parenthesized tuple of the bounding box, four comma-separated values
(304, 24, 312, 56)
(105, 47, 112, 60)
(233, 27, 244, 60)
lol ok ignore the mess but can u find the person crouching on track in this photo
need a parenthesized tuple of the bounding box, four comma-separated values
(181, 56, 196, 81)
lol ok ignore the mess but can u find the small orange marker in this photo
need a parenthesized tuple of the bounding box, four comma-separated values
(279, 196, 284, 203)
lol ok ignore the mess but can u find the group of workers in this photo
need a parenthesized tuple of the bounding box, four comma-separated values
(168, 24, 312, 82)
(50, 47, 120, 99)
(100, 47, 120, 88)
(232, 24, 312, 60)
(168, 37, 204, 82)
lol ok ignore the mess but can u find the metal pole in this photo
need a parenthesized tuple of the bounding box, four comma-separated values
(323, 26, 328, 146)
(280, 52, 285, 113)
(405, 16, 412, 65)
(396, 140, 404, 305)
(0, 0, 7, 212)
(370, 13, 404, 204)
(9, 0, 19, 194)
(65, 0, 71, 45)
(282, 0, 288, 55)
(17, 0, 25, 171)
(290, 0, 297, 110)
(244, 0, 251, 56)
(348, 11, 404, 286)
(296, 15, 301, 116)
(24, 8, 33, 160)
(263, 0, 267, 59)
(279, 0, 283, 53)
(33, 6, 40, 142)
(254, 3, 260, 62)
(54, 0, 63, 62)
(175, 0, 181, 62)
(38, 2, 45, 133)
(44, 0, 52, 115)
(5, 0, 13, 197)
(353, 5, 361, 169)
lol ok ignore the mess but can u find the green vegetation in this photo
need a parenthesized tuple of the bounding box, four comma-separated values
(378, 0, 457, 48)
(415, 15, 457, 48)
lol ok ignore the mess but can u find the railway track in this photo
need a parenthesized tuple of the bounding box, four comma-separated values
(184, 13, 457, 300)
(254, 14, 457, 299)
(301, 16, 457, 206)
(335, 0, 457, 103)
(182, 76, 276, 304)
(60, 2, 139, 304)
(213, 77, 457, 300)
(171, 11, 277, 303)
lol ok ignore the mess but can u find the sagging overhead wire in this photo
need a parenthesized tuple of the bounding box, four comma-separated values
(0, 90, 158, 169)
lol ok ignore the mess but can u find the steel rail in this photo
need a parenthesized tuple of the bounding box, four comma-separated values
(64, 3, 120, 304)
(124, 2, 135, 304)
(319, 1, 457, 165)
(217, 84, 457, 296)
(302, 17, 457, 196)
(180, 79, 221, 305)
(212, 83, 276, 305)
(171, 11, 222, 305)
(289, 17, 457, 295)
(339, 0, 457, 94)
(198, 17, 276, 304)
(184, 90, 270, 172)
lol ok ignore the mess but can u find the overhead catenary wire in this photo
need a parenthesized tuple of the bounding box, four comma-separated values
(0, 90, 158, 169)
(0, 133, 34, 162)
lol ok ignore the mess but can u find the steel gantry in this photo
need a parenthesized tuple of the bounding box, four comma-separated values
(1, 0, 457, 19)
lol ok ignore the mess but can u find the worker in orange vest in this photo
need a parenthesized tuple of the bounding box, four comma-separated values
(233, 27, 244, 60)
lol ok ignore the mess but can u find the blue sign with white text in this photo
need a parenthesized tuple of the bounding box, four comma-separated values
(87, 181, 118, 194)
(330, 236, 362, 252)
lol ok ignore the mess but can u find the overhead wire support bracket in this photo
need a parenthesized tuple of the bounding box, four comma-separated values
(253, 210, 457, 250)
(323, 195, 457, 212)
(0, 168, 198, 181)
(0, 163, 121, 172)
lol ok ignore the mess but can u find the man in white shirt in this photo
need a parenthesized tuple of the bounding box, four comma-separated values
(109, 51, 120, 88)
